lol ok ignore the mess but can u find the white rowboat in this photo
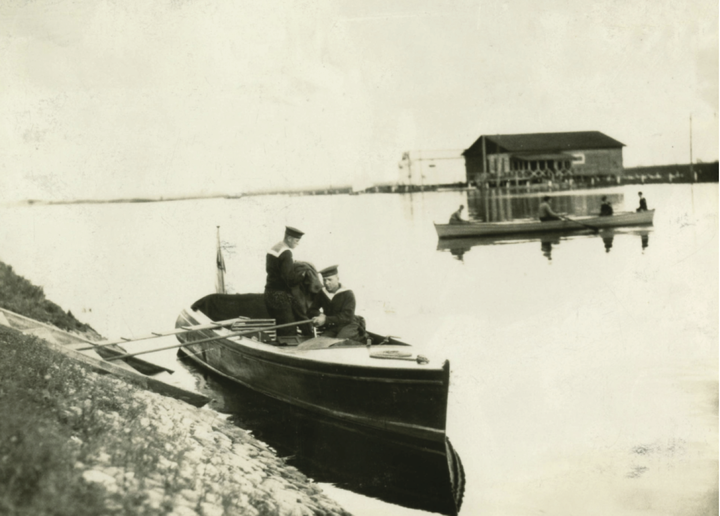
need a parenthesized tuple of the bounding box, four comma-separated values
(434, 210, 654, 238)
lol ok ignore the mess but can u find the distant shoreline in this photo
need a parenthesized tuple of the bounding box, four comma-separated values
(12, 161, 718, 207)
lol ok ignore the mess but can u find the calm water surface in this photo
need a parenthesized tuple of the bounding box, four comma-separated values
(1, 183, 717, 516)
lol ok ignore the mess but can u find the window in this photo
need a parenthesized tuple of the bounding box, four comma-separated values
(570, 152, 585, 164)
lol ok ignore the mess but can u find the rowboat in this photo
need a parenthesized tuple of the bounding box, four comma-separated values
(437, 227, 651, 250)
(434, 209, 655, 238)
(175, 294, 451, 453)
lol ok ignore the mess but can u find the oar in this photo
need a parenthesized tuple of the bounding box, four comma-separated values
(104, 319, 313, 361)
(75, 316, 263, 351)
(561, 216, 599, 232)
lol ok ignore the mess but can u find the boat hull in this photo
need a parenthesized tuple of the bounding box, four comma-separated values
(176, 305, 450, 449)
(435, 210, 655, 238)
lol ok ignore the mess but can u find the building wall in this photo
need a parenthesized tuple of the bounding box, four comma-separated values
(464, 154, 486, 184)
(464, 147, 624, 181)
(569, 148, 623, 176)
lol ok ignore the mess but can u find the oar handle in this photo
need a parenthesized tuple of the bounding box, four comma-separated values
(75, 316, 250, 351)
(104, 319, 313, 362)
(561, 215, 599, 232)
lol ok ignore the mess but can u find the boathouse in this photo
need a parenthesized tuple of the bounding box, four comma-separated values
(462, 131, 625, 186)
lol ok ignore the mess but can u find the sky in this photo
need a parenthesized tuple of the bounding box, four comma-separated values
(0, 0, 717, 202)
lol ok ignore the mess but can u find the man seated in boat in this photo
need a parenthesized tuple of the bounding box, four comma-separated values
(449, 204, 470, 224)
(636, 191, 648, 212)
(264, 226, 304, 338)
(599, 196, 614, 217)
(309, 265, 366, 342)
(538, 196, 562, 222)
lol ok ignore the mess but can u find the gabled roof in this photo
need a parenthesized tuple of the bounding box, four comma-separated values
(463, 131, 625, 156)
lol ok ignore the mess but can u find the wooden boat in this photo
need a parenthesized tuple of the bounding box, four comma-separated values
(175, 294, 451, 452)
(434, 209, 655, 238)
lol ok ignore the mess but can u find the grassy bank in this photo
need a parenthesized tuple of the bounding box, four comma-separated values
(0, 325, 147, 515)
(0, 263, 95, 335)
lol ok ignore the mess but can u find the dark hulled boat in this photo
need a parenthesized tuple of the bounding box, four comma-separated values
(175, 293, 451, 453)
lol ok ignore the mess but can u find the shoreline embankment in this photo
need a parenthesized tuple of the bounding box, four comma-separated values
(0, 263, 350, 516)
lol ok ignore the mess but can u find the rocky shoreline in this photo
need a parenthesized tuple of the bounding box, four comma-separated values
(77, 371, 350, 516)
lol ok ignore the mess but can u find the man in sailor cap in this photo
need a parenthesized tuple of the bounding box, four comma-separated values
(264, 226, 304, 337)
(309, 265, 366, 341)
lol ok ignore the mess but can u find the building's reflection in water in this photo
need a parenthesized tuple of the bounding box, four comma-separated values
(437, 228, 651, 262)
(179, 360, 465, 516)
(465, 189, 625, 222)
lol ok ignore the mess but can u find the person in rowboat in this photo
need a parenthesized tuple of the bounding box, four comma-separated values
(449, 204, 470, 224)
(309, 265, 366, 342)
(636, 191, 648, 212)
(264, 226, 304, 338)
(538, 196, 562, 222)
(599, 196, 614, 217)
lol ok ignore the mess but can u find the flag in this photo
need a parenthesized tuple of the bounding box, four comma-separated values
(215, 226, 226, 294)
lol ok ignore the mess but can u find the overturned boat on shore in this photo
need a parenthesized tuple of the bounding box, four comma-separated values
(175, 293, 452, 454)
(434, 209, 655, 238)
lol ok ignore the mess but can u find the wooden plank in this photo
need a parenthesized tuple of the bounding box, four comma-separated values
(0, 325, 210, 408)
(0, 307, 173, 375)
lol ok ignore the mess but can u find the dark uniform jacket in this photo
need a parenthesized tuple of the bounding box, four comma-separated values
(265, 244, 295, 292)
(309, 287, 358, 329)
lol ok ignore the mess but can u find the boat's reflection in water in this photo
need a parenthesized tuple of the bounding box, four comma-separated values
(439, 228, 651, 262)
(181, 359, 465, 516)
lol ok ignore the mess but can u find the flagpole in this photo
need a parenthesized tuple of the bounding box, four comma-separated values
(216, 226, 226, 294)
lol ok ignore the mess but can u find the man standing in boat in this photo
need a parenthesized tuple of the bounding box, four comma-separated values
(636, 192, 648, 212)
(265, 226, 304, 338)
(538, 196, 562, 222)
(309, 265, 366, 342)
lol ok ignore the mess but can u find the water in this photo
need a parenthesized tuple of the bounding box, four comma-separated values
(1, 183, 717, 516)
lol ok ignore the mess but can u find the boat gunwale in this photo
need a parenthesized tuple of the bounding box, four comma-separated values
(177, 309, 449, 381)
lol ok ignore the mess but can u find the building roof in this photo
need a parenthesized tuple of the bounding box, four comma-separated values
(463, 131, 625, 156)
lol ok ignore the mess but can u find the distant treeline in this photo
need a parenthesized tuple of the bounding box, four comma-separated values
(622, 162, 718, 184)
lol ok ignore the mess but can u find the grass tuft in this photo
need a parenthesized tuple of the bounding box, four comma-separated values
(0, 263, 95, 334)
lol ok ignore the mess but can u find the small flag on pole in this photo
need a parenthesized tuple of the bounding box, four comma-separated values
(215, 226, 226, 294)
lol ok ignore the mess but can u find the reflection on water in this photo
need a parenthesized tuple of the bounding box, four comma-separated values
(438, 228, 651, 262)
(601, 230, 614, 253)
(1, 183, 715, 516)
(466, 189, 624, 222)
(180, 356, 465, 516)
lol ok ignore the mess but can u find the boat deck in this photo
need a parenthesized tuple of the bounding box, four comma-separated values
(180, 307, 443, 372)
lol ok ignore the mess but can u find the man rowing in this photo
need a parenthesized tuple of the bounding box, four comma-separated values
(449, 204, 470, 224)
(599, 196, 614, 217)
(538, 196, 562, 222)
(309, 265, 366, 342)
(264, 226, 304, 338)
(636, 192, 648, 212)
